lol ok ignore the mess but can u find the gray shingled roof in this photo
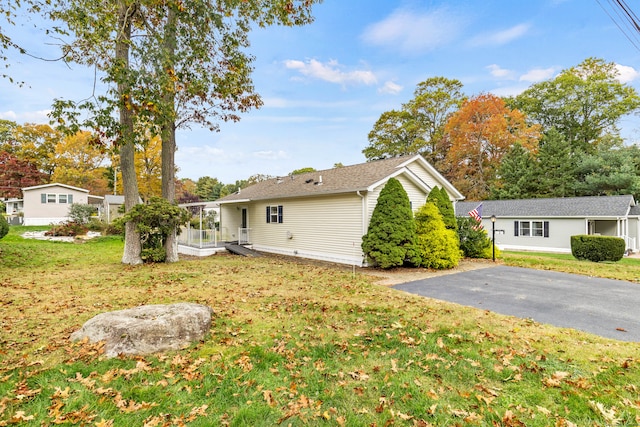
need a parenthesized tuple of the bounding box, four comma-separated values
(455, 195, 636, 218)
(217, 155, 430, 203)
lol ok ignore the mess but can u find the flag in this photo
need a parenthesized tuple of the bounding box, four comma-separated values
(468, 203, 482, 222)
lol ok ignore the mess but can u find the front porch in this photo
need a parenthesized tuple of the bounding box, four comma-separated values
(588, 219, 637, 253)
(177, 227, 251, 257)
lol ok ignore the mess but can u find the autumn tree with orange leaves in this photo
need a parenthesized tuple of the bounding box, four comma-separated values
(443, 94, 540, 200)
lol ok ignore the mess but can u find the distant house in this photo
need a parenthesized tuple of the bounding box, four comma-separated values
(455, 195, 639, 253)
(4, 198, 24, 225)
(21, 183, 103, 226)
(103, 195, 126, 224)
(214, 155, 464, 266)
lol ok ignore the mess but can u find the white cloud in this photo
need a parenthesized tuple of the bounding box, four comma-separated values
(0, 109, 50, 123)
(519, 67, 557, 82)
(0, 111, 18, 120)
(378, 81, 403, 95)
(488, 85, 530, 97)
(253, 150, 289, 160)
(284, 59, 377, 86)
(361, 7, 463, 54)
(615, 64, 640, 83)
(262, 97, 360, 109)
(469, 23, 531, 46)
(487, 64, 515, 79)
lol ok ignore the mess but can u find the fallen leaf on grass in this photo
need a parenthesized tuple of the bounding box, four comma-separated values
(263, 390, 276, 407)
(8, 411, 35, 423)
(589, 401, 621, 425)
(543, 371, 570, 388)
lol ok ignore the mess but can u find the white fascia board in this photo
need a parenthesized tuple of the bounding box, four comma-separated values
(400, 155, 465, 200)
(217, 198, 251, 205)
(22, 183, 90, 193)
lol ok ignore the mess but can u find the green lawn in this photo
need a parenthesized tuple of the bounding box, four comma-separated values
(502, 250, 640, 282)
(1, 226, 639, 426)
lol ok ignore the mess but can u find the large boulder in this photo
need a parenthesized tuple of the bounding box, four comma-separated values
(70, 303, 213, 358)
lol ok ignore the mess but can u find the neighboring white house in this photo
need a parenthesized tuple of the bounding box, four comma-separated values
(455, 195, 640, 254)
(214, 155, 464, 266)
(4, 198, 24, 225)
(21, 183, 103, 226)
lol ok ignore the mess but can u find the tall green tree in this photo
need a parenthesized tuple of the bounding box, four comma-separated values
(361, 178, 420, 269)
(534, 129, 575, 198)
(490, 143, 538, 200)
(363, 77, 465, 163)
(508, 58, 640, 154)
(405, 77, 466, 165)
(363, 110, 424, 160)
(195, 176, 222, 201)
(51, 0, 320, 263)
(572, 144, 640, 198)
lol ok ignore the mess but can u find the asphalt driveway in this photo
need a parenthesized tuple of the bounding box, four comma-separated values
(394, 265, 640, 342)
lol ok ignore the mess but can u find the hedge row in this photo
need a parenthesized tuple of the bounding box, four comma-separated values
(570, 234, 625, 262)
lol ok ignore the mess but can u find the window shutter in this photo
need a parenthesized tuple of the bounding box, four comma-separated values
(68, 194, 73, 204)
(514, 221, 519, 236)
(41, 194, 46, 204)
(266, 206, 271, 223)
(543, 221, 549, 238)
(278, 205, 283, 223)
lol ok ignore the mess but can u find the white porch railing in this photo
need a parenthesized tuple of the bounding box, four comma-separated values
(238, 228, 251, 245)
(625, 235, 637, 251)
(178, 227, 219, 248)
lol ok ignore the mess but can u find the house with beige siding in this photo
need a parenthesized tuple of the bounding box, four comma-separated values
(22, 183, 102, 226)
(214, 155, 464, 266)
(455, 195, 640, 254)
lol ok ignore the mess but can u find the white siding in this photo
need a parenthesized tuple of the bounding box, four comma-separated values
(248, 194, 366, 265)
(219, 204, 244, 241)
(23, 185, 89, 226)
(405, 162, 440, 190)
(488, 217, 585, 253)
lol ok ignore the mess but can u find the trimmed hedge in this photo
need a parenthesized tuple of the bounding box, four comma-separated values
(570, 235, 625, 262)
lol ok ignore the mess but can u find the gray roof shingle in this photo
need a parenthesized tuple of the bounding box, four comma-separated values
(217, 155, 428, 203)
(455, 195, 636, 218)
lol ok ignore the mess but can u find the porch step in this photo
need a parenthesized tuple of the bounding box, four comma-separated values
(224, 243, 262, 257)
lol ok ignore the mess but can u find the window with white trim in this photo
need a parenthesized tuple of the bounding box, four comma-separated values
(514, 220, 549, 237)
(41, 193, 74, 204)
(266, 205, 283, 224)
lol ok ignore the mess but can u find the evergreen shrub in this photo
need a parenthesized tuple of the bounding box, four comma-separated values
(361, 178, 420, 269)
(427, 187, 457, 230)
(123, 197, 191, 263)
(571, 235, 625, 262)
(457, 216, 498, 259)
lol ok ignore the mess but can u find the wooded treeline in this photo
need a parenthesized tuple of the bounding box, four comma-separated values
(363, 58, 640, 201)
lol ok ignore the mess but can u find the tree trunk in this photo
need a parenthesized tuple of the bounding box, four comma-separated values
(117, 0, 143, 265)
(162, 5, 179, 263)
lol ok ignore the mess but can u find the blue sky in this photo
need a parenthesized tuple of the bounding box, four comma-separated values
(2, 0, 640, 183)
